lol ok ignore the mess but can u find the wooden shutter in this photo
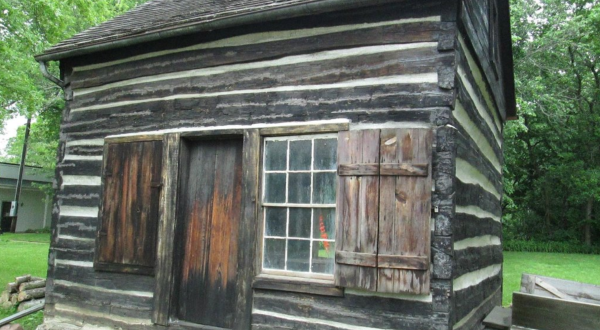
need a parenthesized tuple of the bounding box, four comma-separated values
(334, 130, 380, 291)
(378, 128, 431, 294)
(95, 140, 163, 275)
(334, 128, 432, 294)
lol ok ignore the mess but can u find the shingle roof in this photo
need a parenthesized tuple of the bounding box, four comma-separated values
(37, 0, 363, 61)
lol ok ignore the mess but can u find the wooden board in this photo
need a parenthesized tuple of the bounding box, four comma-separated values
(176, 138, 243, 328)
(520, 273, 600, 304)
(334, 130, 380, 291)
(95, 140, 163, 275)
(512, 292, 600, 330)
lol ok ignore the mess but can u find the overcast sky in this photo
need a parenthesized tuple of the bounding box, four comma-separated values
(0, 115, 28, 157)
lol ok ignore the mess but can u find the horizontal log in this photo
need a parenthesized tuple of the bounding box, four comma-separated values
(253, 289, 433, 329)
(19, 280, 46, 292)
(252, 276, 343, 297)
(70, 19, 446, 90)
(17, 288, 45, 302)
(71, 46, 445, 109)
(14, 275, 31, 286)
(5, 283, 17, 294)
(453, 271, 502, 322)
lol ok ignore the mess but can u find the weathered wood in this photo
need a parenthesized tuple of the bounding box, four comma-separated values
(335, 251, 377, 268)
(103, 134, 163, 144)
(252, 276, 343, 297)
(253, 289, 434, 329)
(377, 255, 429, 270)
(18, 280, 46, 292)
(459, 0, 508, 120)
(152, 133, 181, 325)
(335, 130, 380, 291)
(259, 122, 349, 136)
(95, 139, 163, 275)
(512, 292, 600, 330)
(17, 288, 45, 302)
(337, 163, 379, 176)
(175, 138, 243, 328)
(70, 17, 447, 90)
(454, 287, 502, 330)
(232, 129, 260, 330)
(5, 283, 17, 294)
(520, 273, 600, 304)
(482, 306, 511, 330)
(14, 276, 30, 286)
(454, 272, 502, 323)
(453, 245, 503, 279)
(377, 128, 432, 294)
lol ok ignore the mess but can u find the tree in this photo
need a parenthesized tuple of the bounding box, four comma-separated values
(505, 0, 600, 246)
(0, 0, 149, 168)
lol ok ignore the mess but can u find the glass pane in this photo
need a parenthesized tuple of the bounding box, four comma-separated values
(313, 208, 335, 240)
(288, 173, 311, 204)
(289, 140, 312, 171)
(265, 140, 287, 171)
(289, 208, 311, 238)
(311, 241, 335, 274)
(313, 172, 337, 204)
(314, 138, 337, 170)
(263, 239, 285, 270)
(265, 207, 287, 237)
(264, 173, 286, 203)
(287, 239, 310, 272)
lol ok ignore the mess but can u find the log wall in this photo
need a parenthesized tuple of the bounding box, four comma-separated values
(450, 28, 504, 330)
(41, 1, 505, 329)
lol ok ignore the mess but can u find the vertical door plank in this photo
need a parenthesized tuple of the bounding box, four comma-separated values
(335, 130, 379, 291)
(177, 139, 244, 329)
(378, 128, 432, 294)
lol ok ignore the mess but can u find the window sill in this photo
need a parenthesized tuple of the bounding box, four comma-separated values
(252, 274, 344, 297)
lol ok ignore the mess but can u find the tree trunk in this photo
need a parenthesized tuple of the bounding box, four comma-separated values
(585, 197, 593, 246)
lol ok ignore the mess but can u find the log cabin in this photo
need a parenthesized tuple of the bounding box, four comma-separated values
(35, 0, 515, 329)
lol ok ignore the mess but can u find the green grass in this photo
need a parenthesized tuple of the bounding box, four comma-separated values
(0, 233, 51, 244)
(0, 233, 50, 330)
(503, 252, 600, 306)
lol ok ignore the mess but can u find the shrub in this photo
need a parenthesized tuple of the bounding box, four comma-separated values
(503, 240, 600, 254)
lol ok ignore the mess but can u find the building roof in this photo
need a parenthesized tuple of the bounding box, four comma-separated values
(0, 162, 53, 184)
(36, 0, 387, 62)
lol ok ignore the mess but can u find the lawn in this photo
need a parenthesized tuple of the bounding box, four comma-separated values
(0, 233, 50, 330)
(502, 251, 600, 306)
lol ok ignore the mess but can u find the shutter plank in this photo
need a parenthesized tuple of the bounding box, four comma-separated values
(95, 140, 163, 275)
(335, 130, 379, 291)
(378, 128, 432, 294)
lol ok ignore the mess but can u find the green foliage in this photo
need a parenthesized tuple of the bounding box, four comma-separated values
(505, 0, 600, 246)
(504, 240, 600, 254)
(503, 252, 600, 306)
(0, 0, 150, 168)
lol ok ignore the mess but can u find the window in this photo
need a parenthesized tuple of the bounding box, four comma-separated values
(261, 134, 337, 277)
(95, 139, 163, 275)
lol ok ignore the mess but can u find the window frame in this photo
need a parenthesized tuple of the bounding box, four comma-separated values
(259, 133, 338, 281)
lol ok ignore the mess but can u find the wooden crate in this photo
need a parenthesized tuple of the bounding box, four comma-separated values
(511, 274, 600, 330)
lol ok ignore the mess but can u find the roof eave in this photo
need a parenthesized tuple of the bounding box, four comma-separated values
(35, 0, 401, 62)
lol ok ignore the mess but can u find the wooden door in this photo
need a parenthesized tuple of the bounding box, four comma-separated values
(176, 138, 243, 328)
